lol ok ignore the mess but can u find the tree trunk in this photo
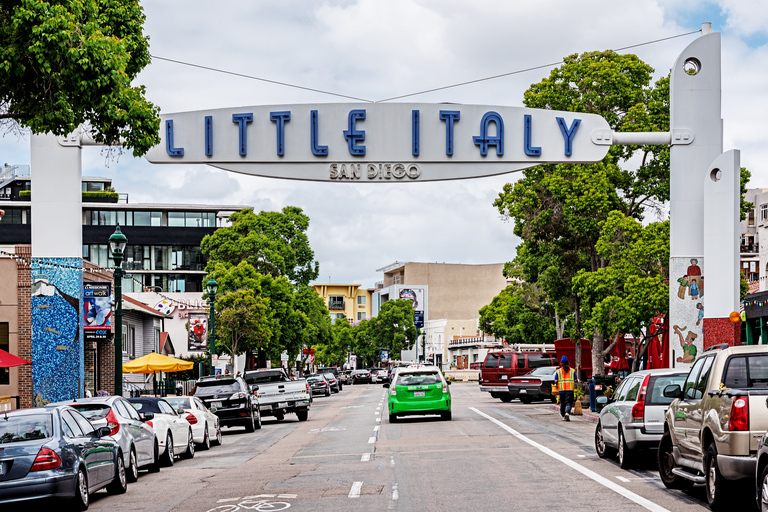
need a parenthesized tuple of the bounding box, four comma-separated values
(555, 311, 564, 340)
(592, 329, 604, 376)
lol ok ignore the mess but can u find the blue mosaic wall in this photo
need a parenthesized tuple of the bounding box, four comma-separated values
(31, 257, 84, 406)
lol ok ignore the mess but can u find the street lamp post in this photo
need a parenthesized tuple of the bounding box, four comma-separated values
(109, 226, 127, 396)
(206, 279, 218, 377)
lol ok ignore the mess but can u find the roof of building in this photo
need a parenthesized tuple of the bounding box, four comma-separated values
(123, 295, 172, 318)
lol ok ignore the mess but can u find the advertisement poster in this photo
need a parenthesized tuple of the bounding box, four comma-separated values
(399, 288, 424, 310)
(381, 350, 389, 362)
(188, 312, 208, 351)
(83, 282, 111, 340)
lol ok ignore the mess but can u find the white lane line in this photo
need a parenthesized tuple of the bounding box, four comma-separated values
(391, 455, 395, 465)
(374, 425, 380, 432)
(277, 494, 297, 499)
(376, 418, 381, 423)
(392, 484, 399, 501)
(470, 408, 671, 512)
(616, 476, 631, 483)
(368, 436, 376, 443)
(361, 453, 371, 462)
(349, 481, 363, 498)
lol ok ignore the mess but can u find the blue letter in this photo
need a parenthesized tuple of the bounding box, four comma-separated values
(344, 110, 366, 156)
(310, 110, 328, 156)
(270, 111, 291, 156)
(232, 113, 253, 156)
(523, 115, 541, 156)
(473, 112, 504, 156)
(412, 110, 420, 156)
(439, 111, 460, 155)
(165, 120, 184, 156)
(556, 117, 581, 156)
(204, 116, 213, 156)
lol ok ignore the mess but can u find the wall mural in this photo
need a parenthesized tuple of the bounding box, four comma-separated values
(31, 257, 83, 406)
(669, 257, 704, 369)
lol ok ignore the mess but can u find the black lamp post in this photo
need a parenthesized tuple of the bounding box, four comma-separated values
(109, 225, 127, 396)
(206, 278, 218, 376)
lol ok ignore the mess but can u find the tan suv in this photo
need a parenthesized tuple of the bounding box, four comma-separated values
(658, 344, 768, 511)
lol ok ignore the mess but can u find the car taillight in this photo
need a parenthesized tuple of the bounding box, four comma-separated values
(631, 374, 651, 423)
(442, 383, 448, 393)
(729, 397, 749, 431)
(105, 408, 120, 435)
(185, 413, 198, 425)
(146, 420, 153, 428)
(319, 380, 327, 385)
(229, 392, 246, 400)
(390, 387, 397, 396)
(30, 447, 61, 472)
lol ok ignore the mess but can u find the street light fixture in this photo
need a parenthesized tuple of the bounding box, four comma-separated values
(109, 225, 127, 396)
(206, 278, 218, 376)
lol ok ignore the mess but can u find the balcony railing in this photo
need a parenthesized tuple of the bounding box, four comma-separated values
(328, 300, 345, 310)
(741, 244, 759, 253)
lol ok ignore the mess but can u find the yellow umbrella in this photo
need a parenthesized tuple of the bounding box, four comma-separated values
(122, 352, 194, 373)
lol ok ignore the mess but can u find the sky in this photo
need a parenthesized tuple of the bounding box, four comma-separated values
(2, 0, 767, 288)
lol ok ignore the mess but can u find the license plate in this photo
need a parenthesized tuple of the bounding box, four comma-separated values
(414, 391, 425, 397)
(519, 389, 527, 394)
(278, 402, 289, 408)
(211, 401, 222, 409)
(500, 375, 507, 380)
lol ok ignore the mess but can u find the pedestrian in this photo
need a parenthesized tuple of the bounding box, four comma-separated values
(84, 382, 92, 399)
(554, 356, 576, 421)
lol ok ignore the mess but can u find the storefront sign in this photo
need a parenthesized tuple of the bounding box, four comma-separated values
(84, 282, 111, 331)
(145, 103, 611, 181)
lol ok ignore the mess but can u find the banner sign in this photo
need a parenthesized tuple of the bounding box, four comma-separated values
(83, 282, 111, 331)
(145, 103, 611, 182)
(187, 312, 208, 352)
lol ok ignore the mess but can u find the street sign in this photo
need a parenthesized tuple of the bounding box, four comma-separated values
(145, 103, 611, 182)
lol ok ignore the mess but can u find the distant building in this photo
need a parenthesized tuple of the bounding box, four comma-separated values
(311, 284, 373, 323)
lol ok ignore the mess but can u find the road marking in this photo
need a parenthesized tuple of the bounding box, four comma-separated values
(616, 476, 631, 483)
(217, 497, 241, 502)
(349, 481, 363, 498)
(471, 408, 671, 512)
(375, 412, 381, 416)
(374, 426, 380, 432)
(376, 418, 381, 423)
(368, 436, 376, 443)
(278, 494, 297, 499)
(391, 455, 395, 465)
(392, 484, 399, 501)
(361, 453, 371, 461)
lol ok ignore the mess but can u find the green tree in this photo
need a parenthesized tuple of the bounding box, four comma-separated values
(201, 207, 320, 286)
(479, 280, 557, 345)
(367, 299, 418, 363)
(318, 317, 353, 367)
(215, 289, 272, 374)
(0, 0, 160, 155)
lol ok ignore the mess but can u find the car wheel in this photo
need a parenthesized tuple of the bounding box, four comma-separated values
(499, 394, 513, 403)
(758, 463, 768, 512)
(200, 426, 211, 450)
(275, 412, 285, 422)
(213, 423, 223, 446)
(161, 433, 174, 467)
(520, 396, 532, 404)
(255, 409, 262, 430)
(325, 387, 331, 397)
(594, 422, 615, 459)
(705, 443, 732, 510)
(441, 411, 452, 421)
(657, 431, 693, 490)
(618, 428, 633, 469)
(245, 410, 256, 432)
(106, 451, 128, 494)
(71, 466, 89, 510)
(126, 447, 139, 482)
(182, 429, 195, 459)
(389, 413, 398, 423)
(148, 439, 161, 473)
(296, 410, 309, 421)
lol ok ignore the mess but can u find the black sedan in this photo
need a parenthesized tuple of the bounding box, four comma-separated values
(307, 375, 331, 396)
(0, 405, 128, 508)
(506, 366, 558, 404)
(350, 369, 372, 384)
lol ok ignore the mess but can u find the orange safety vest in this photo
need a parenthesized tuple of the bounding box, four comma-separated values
(556, 367, 576, 392)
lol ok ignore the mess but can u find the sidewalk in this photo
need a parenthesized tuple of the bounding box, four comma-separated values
(548, 403, 600, 423)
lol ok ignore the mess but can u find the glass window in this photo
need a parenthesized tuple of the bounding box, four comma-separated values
(498, 354, 512, 369)
(61, 410, 84, 438)
(357, 312, 366, 321)
(113, 400, 131, 419)
(625, 378, 642, 402)
(647, 374, 688, 406)
(133, 211, 151, 226)
(165, 397, 192, 410)
(82, 245, 89, 258)
(116, 211, 126, 226)
(168, 211, 185, 227)
(126, 211, 133, 226)
(128, 399, 162, 414)
(0, 208, 25, 224)
(517, 354, 526, 369)
(527, 353, 553, 369)
(69, 404, 110, 420)
(357, 295, 366, 305)
(185, 212, 203, 227)
(158, 401, 176, 415)
(0, 323, 8, 385)
(121, 400, 140, 421)
(611, 379, 628, 402)
(153, 246, 168, 270)
(683, 357, 707, 400)
(151, 211, 161, 226)
(762, 204, 768, 222)
(484, 354, 499, 369)
(0, 413, 52, 443)
(71, 409, 97, 436)
(396, 371, 442, 386)
(693, 356, 715, 399)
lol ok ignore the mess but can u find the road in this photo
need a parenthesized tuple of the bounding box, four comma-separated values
(54, 383, 757, 511)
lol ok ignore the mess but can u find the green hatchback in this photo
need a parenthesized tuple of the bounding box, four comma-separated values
(384, 367, 451, 422)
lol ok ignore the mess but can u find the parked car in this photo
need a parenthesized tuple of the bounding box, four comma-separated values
(319, 367, 342, 388)
(127, 397, 194, 467)
(479, 345, 557, 402)
(375, 369, 389, 384)
(321, 372, 341, 393)
(165, 396, 222, 450)
(385, 366, 451, 422)
(593, 368, 687, 468)
(506, 366, 559, 404)
(242, 368, 310, 422)
(350, 369, 372, 384)
(193, 375, 262, 431)
(0, 405, 127, 508)
(53, 396, 160, 481)
(307, 375, 331, 396)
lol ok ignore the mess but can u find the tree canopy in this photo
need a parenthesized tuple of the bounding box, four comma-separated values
(0, 0, 160, 155)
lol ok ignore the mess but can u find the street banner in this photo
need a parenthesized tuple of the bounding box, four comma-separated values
(381, 350, 389, 362)
(187, 312, 208, 351)
(83, 282, 111, 330)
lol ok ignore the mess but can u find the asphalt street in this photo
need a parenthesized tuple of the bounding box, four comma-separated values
(24, 383, 759, 512)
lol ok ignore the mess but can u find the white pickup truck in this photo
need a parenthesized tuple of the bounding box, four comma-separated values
(242, 369, 311, 422)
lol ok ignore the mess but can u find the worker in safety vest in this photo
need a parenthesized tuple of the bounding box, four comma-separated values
(554, 356, 577, 421)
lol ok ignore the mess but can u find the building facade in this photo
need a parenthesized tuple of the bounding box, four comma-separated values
(311, 284, 373, 323)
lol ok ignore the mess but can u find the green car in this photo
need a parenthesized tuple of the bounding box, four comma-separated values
(384, 366, 451, 422)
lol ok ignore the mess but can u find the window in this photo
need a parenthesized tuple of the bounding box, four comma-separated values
(330, 313, 345, 324)
(71, 409, 97, 436)
(749, 210, 755, 226)
(762, 204, 768, 222)
(723, 355, 768, 388)
(133, 211, 151, 226)
(517, 355, 526, 369)
(82, 181, 106, 192)
(0, 323, 8, 385)
(498, 354, 512, 369)
(128, 326, 136, 358)
(61, 410, 85, 438)
(0, 208, 26, 224)
(159, 400, 176, 415)
(357, 312, 366, 321)
(693, 356, 715, 399)
(683, 357, 707, 400)
(484, 354, 499, 369)
(168, 211, 184, 227)
(527, 353, 553, 369)
(113, 400, 132, 419)
(328, 296, 345, 310)
(357, 295, 366, 305)
(625, 378, 642, 402)
(648, 374, 688, 406)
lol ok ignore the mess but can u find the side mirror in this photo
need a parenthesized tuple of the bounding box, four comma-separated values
(139, 412, 154, 422)
(251, 384, 259, 393)
(596, 396, 608, 405)
(176, 408, 185, 416)
(663, 384, 682, 398)
(447, 381, 452, 386)
(383, 383, 390, 388)
(209, 407, 217, 413)
(98, 426, 112, 437)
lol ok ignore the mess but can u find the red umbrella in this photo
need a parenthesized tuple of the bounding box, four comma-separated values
(0, 348, 31, 368)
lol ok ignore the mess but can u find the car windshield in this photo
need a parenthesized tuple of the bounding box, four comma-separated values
(194, 381, 240, 395)
(352, 370, 367, 375)
(528, 367, 557, 376)
(396, 372, 442, 386)
(165, 397, 192, 409)
(0, 414, 53, 444)
(69, 403, 111, 420)
(128, 400, 162, 414)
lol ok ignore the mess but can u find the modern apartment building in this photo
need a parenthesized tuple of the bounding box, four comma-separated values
(311, 283, 373, 323)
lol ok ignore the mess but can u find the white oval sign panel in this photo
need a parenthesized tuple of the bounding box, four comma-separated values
(145, 103, 610, 182)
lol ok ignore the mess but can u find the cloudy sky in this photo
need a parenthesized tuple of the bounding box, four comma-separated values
(2, 0, 767, 287)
